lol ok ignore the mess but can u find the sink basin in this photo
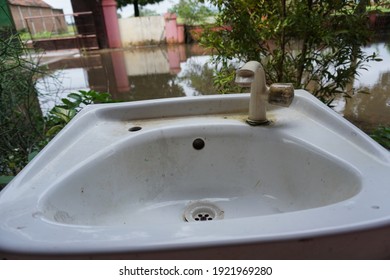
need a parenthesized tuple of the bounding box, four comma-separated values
(40, 119, 361, 226)
(0, 90, 389, 259)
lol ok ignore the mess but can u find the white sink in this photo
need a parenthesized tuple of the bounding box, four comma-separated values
(0, 90, 389, 259)
(40, 119, 362, 226)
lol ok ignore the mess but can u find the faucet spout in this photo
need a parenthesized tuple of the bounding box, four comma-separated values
(235, 61, 294, 126)
(236, 61, 269, 125)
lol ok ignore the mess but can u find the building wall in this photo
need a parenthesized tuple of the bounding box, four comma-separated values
(70, 0, 107, 49)
(123, 47, 170, 76)
(118, 14, 186, 46)
(9, 4, 67, 34)
(118, 16, 166, 46)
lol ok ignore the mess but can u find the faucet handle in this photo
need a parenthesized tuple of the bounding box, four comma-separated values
(268, 83, 294, 107)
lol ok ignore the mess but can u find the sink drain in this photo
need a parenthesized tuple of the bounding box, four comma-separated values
(183, 201, 224, 222)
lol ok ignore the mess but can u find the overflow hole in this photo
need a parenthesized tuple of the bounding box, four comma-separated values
(129, 126, 142, 132)
(192, 138, 205, 150)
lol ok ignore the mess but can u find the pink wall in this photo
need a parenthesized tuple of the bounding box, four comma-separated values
(167, 45, 187, 74)
(164, 13, 184, 44)
(101, 0, 122, 48)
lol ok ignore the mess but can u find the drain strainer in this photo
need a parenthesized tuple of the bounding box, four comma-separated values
(183, 201, 224, 222)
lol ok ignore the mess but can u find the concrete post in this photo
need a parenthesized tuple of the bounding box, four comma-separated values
(111, 51, 130, 93)
(177, 24, 185, 44)
(164, 13, 178, 44)
(101, 0, 122, 48)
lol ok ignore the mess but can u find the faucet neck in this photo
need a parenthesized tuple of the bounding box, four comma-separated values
(247, 63, 269, 125)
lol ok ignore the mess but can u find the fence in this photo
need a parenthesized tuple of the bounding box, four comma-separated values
(24, 12, 98, 50)
(24, 12, 95, 39)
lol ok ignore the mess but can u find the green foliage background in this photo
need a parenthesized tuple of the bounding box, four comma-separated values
(169, 0, 216, 25)
(0, 33, 113, 184)
(0, 34, 45, 176)
(116, 0, 164, 16)
(200, 0, 381, 102)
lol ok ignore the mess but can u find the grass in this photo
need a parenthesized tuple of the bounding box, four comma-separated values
(19, 25, 76, 41)
(367, 6, 390, 13)
(370, 126, 390, 150)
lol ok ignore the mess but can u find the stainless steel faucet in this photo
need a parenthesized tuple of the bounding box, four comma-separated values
(235, 61, 294, 125)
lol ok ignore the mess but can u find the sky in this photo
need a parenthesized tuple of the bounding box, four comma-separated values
(43, 0, 179, 17)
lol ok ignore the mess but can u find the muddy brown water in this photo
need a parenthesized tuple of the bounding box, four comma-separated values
(37, 43, 390, 134)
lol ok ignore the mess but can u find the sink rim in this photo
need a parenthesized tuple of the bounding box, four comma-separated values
(36, 122, 364, 226)
(1, 198, 390, 255)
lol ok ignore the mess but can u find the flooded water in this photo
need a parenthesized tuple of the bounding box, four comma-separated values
(336, 41, 390, 132)
(37, 42, 390, 133)
(37, 44, 213, 112)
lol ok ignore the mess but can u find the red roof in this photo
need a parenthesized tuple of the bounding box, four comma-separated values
(8, 0, 53, 8)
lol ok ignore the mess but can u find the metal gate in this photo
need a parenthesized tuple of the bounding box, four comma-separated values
(24, 11, 99, 51)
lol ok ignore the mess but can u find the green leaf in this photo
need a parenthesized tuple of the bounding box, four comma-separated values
(67, 93, 83, 101)
(0, 176, 14, 185)
(61, 98, 77, 108)
(28, 151, 39, 162)
(46, 124, 64, 137)
(370, 126, 390, 149)
(50, 107, 74, 123)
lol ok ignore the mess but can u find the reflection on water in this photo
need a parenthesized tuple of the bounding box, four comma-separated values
(37, 42, 389, 132)
(342, 42, 390, 132)
(37, 44, 215, 113)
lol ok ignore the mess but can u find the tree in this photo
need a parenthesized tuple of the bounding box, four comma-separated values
(0, 32, 113, 183)
(200, 0, 381, 102)
(0, 32, 45, 177)
(116, 0, 164, 17)
(169, 0, 215, 25)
